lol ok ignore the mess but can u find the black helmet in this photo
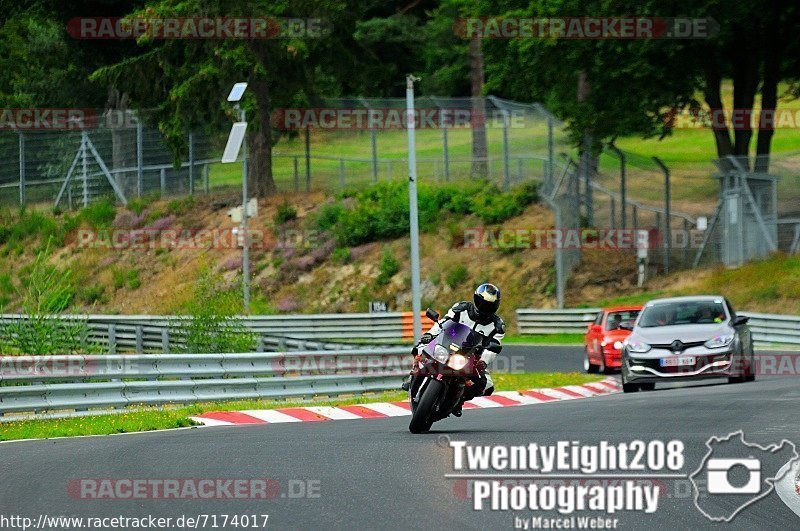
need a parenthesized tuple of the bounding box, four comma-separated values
(473, 283, 501, 317)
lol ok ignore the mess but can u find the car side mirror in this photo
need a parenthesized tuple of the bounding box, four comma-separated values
(425, 308, 440, 322)
(733, 315, 749, 326)
(619, 322, 634, 331)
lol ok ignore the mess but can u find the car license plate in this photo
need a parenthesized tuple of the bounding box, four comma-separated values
(660, 356, 695, 367)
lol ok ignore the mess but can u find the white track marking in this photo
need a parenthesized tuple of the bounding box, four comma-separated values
(303, 406, 364, 420)
(239, 409, 303, 423)
(188, 417, 233, 426)
(494, 391, 544, 405)
(359, 402, 411, 417)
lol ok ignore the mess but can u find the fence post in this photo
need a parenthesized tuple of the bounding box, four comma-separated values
(136, 121, 143, 198)
(517, 158, 523, 182)
(608, 143, 626, 229)
(547, 116, 554, 186)
(160, 168, 166, 197)
(305, 125, 311, 192)
(135, 325, 144, 353)
(632, 204, 638, 236)
(610, 197, 616, 229)
(18, 132, 25, 206)
(371, 129, 378, 183)
(293, 156, 299, 192)
(188, 132, 195, 195)
(683, 218, 690, 266)
(108, 323, 117, 354)
(653, 157, 670, 275)
(502, 112, 511, 188)
(442, 126, 450, 182)
(339, 159, 345, 187)
(81, 130, 89, 207)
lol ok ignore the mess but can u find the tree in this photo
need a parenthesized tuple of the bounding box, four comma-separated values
(92, 0, 354, 197)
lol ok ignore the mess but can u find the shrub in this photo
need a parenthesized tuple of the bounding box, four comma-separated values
(127, 269, 141, 290)
(174, 271, 258, 354)
(316, 181, 539, 247)
(445, 264, 469, 289)
(331, 247, 350, 264)
(79, 199, 116, 228)
(0, 243, 96, 355)
(375, 247, 400, 286)
(274, 201, 298, 225)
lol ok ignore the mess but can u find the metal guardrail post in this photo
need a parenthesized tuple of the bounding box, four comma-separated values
(161, 329, 170, 353)
(135, 325, 144, 353)
(108, 324, 117, 354)
(160, 168, 166, 197)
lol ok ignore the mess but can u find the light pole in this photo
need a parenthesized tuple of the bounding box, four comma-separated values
(405, 74, 422, 341)
(222, 82, 251, 312)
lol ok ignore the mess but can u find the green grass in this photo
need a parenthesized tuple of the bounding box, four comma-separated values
(503, 333, 585, 345)
(0, 372, 601, 441)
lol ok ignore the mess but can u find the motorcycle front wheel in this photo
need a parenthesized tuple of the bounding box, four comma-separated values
(408, 379, 444, 434)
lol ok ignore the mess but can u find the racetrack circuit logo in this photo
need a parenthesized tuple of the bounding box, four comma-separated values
(689, 431, 799, 522)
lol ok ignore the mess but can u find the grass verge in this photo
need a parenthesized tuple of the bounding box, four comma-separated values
(0, 372, 603, 441)
(503, 333, 585, 345)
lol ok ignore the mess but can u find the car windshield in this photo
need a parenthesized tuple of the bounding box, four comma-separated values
(638, 300, 727, 328)
(605, 310, 640, 330)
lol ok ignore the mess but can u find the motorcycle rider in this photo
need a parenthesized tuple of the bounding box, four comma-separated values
(402, 283, 505, 417)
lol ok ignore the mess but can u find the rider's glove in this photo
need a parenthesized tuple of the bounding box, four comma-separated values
(476, 360, 487, 373)
(420, 333, 435, 344)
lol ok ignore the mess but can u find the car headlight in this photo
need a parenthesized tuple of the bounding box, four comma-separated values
(433, 344, 450, 363)
(613, 341, 623, 350)
(446, 354, 468, 370)
(627, 339, 651, 353)
(704, 332, 734, 349)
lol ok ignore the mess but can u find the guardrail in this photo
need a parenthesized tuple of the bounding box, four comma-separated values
(0, 347, 409, 417)
(516, 308, 800, 345)
(0, 313, 435, 352)
(516, 308, 601, 334)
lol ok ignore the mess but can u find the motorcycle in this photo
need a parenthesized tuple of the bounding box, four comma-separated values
(407, 308, 501, 434)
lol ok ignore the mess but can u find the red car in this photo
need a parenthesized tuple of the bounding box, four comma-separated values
(584, 305, 642, 373)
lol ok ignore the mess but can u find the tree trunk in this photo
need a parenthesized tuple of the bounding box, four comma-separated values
(249, 78, 277, 197)
(247, 43, 278, 197)
(755, 14, 780, 173)
(702, 61, 734, 162)
(468, 34, 488, 178)
(730, 23, 760, 165)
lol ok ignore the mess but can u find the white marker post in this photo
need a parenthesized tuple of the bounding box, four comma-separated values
(222, 82, 250, 312)
(406, 74, 422, 341)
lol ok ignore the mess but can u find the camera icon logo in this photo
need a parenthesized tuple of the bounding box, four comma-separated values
(690, 430, 798, 522)
(706, 458, 760, 494)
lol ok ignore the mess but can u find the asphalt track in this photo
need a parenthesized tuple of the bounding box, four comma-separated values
(1, 346, 798, 530)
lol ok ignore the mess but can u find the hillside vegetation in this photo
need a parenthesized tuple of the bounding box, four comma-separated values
(1, 182, 798, 328)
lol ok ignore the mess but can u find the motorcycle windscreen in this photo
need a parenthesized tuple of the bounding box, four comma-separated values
(437, 320, 481, 353)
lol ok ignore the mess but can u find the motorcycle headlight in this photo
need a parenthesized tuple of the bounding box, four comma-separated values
(446, 354, 468, 370)
(704, 332, 734, 349)
(433, 344, 450, 363)
(626, 339, 651, 353)
(613, 341, 623, 350)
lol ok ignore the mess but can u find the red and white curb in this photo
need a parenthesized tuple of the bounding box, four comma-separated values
(190, 377, 621, 427)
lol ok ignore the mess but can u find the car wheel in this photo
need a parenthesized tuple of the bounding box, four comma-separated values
(639, 382, 655, 391)
(745, 352, 756, 382)
(729, 352, 748, 383)
(584, 349, 599, 374)
(598, 353, 608, 374)
(622, 382, 639, 393)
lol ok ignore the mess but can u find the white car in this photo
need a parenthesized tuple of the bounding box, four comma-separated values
(620, 296, 755, 393)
